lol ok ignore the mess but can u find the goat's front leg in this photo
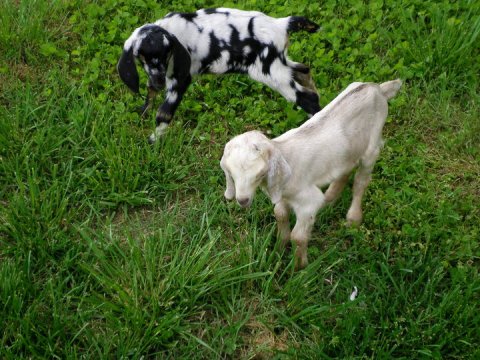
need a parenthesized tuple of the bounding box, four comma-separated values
(148, 75, 192, 144)
(274, 201, 291, 248)
(138, 84, 158, 117)
(290, 187, 326, 270)
(324, 174, 350, 204)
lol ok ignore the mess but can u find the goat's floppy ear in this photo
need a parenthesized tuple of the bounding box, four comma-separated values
(267, 146, 291, 204)
(165, 33, 191, 80)
(220, 155, 235, 200)
(117, 48, 139, 93)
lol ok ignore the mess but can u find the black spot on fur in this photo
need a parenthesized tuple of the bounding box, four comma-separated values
(204, 8, 230, 16)
(227, 24, 241, 66)
(168, 12, 203, 32)
(260, 45, 279, 75)
(204, 8, 218, 15)
(176, 12, 198, 22)
(278, 52, 288, 66)
(200, 32, 222, 72)
(223, 24, 262, 71)
(248, 17, 255, 37)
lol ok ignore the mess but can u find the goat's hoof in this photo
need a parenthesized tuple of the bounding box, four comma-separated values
(346, 217, 362, 227)
(294, 257, 308, 271)
(324, 196, 337, 205)
(346, 220, 359, 227)
(346, 209, 362, 227)
(224, 195, 235, 202)
(278, 240, 291, 251)
(294, 261, 307, 271)
(147, 135, 156, 145)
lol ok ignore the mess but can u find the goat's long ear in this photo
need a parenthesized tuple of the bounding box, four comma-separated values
(117, 48, 139, 93)
(165, 33, 191, 80)
(267, 147, 291, 204)
(220, 156, 235, 200)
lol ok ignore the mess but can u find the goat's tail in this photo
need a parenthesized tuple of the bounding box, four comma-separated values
(379, 79, 402, 100)
(287, 16, 320, 33)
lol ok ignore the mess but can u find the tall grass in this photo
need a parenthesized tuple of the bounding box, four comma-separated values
(398, 1, 480, 95)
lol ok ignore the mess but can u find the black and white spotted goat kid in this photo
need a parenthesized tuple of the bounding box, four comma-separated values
(117, 8, 321, 143)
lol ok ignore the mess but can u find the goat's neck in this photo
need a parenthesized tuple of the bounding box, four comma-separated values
(273, 136, 304, 169)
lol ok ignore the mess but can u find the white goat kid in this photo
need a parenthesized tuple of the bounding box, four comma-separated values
(220, 79, 402, 269)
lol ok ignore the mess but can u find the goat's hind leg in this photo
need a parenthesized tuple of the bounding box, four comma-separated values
(324, 174, 350, 204)
(248, 57, 320, 117)
(346, 147, 380, 226)
(287, 59, 320, 115)
(288, 60, 318, 93)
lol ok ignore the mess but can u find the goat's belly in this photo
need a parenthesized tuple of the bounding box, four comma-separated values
(208, 52, 232, 73)
(199, 58, 250, 75)
(315, 161, 358, 188)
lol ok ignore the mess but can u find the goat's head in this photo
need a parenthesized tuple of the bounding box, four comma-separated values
(118, 25, 190, 93)
(220, 131, 291, 207)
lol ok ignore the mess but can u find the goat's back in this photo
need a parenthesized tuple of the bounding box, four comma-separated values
(277, 80, 401, 143)
(156, 8, 291, 54)
(274, 80, 401, 186)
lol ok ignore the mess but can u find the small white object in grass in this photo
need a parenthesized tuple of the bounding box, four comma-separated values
(349, 286, 358, 301)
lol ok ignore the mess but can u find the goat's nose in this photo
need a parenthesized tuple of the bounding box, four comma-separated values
(237, 197, 250, 208)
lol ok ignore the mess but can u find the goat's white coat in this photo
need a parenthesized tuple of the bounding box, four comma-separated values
(153, 9, 290, 76)
(221, 80, 402, 269)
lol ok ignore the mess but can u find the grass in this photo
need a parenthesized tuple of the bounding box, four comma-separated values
(1, 0, 479, 358)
